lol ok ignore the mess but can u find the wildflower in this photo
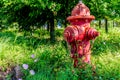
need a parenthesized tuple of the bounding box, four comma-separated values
(103, 42, 106, 45)
(31, 54, 35, 59)
(34, 59, 38, 62)
(18, 78, 22, 80)
(22, 64, 29, 70)
(30, 70, 35, 75)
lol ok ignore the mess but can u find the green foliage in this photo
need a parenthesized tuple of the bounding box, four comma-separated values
(0, 1, 120, 80)
(1, 0, 79, 30)
(1, 0, 120, 42)
(83, 0, 120, 20)
(92, 27, 120, 54)
(0, 26, 120, 80)
(1, 0, 120, 30)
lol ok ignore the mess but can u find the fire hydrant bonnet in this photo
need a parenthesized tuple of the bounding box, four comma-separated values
(67, 2, 95, 21)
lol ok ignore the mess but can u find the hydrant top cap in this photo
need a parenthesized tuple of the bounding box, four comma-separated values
(67, 2, 95, 21)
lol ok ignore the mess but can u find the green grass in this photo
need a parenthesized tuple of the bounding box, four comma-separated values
(0, 27, 120, 80)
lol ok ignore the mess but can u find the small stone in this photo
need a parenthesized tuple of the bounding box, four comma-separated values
(0, 77, 4, 80)
(15, 65, 23, 79)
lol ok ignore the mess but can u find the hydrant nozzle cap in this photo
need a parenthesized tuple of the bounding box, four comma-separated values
(67, 1, 95, 21)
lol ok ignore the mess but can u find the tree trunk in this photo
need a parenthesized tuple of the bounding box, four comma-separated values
(64, 0, 68, 28)
(50, 17, 55, 42)
(113, 20, 114, 27)
(99, 20, 101, 28)
(105, 18, 108, 33)
(64, 20, 67, 27)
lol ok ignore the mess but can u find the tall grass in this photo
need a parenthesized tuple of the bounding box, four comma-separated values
(0, 27, 120, 80)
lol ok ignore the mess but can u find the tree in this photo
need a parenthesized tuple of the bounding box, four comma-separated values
(2, 0, 60, 41)
(0, 0, 4, 29)
(2, 0, 80, 41)
(83, 0, 120, 32)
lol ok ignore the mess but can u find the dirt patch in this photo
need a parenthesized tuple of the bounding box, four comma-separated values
(0, 66, 23, 80)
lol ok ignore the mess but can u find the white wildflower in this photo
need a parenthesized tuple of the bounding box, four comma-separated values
(18, 78, 22, 80)
(103, 42, 106, 45)
(22, 64, 29, 70)
(30, 70, 35, 75)
(34, 59, 38, 62)
(31, 54, 35, 58)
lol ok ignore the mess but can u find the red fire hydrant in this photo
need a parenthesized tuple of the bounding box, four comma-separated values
(64, 1, 99, 67)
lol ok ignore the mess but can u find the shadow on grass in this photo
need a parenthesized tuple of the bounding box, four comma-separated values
(0, 31, 65, 49)
(0, 31, 16, 40)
